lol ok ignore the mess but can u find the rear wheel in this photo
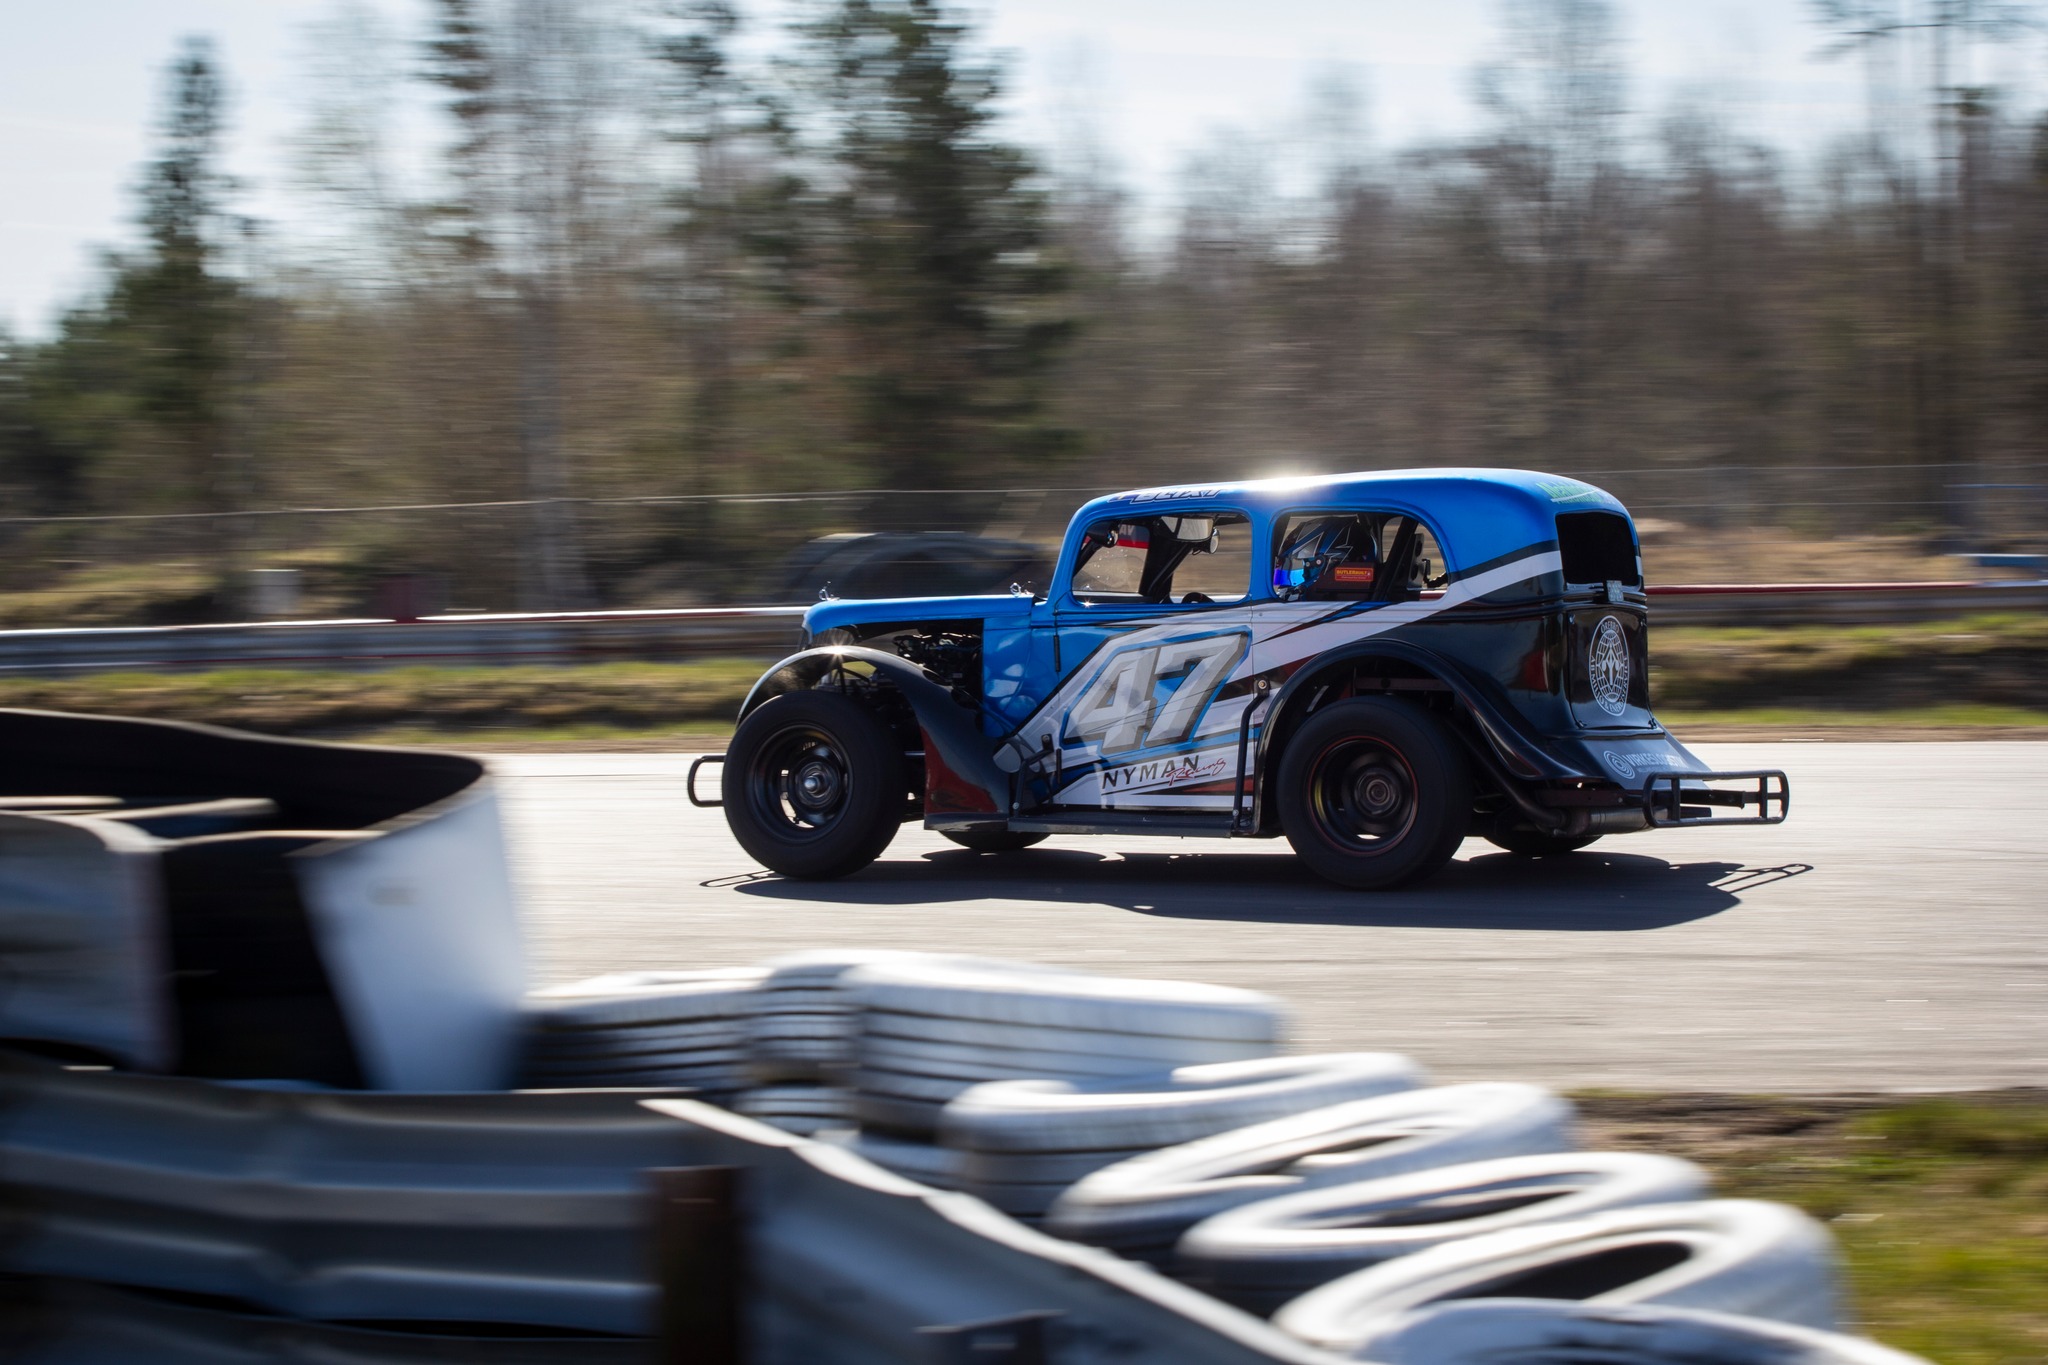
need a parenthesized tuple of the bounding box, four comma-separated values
(940, 830, 1049, 853)
(722, 690, 904, 879)
(1486, 824, 1600, 857)
(1276, 698, 1472, 890)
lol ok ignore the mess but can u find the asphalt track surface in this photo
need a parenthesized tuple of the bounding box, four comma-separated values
(496, 743, 2047, 1093)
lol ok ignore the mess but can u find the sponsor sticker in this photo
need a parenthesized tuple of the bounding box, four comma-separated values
(1127, 486, 1226, 504)
(1602, 749, 1674, 781)
(1537, 479, 1603, 505)
(1098, 752, 1230, 796)
(1589, 615, 1631, 717)
(1331, 563, 1376, 585)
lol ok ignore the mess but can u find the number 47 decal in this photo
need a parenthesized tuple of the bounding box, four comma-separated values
(1064, 631, 1250, 755)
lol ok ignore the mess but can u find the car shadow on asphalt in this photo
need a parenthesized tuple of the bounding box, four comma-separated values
(729, 846, 1816, 932)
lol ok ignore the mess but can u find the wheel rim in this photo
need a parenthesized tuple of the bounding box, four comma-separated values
(1306, 736, 1418, 855)
(747, 724, 854, 838)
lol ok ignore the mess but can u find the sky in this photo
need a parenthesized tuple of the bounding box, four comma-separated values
(2, 0, 2038, 338)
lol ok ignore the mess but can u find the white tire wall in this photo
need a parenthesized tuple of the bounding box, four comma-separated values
(1352, 1300, 1933, 1365)
(519, 968, 764, 1099)
(1176, 1151, 1711, 1315)
(941, 1053, 1426, 1221)
(1272, 1199, 1841, 1352)
(843, 960, 1288, 1136)
(1046, 1082, 1574, 1261)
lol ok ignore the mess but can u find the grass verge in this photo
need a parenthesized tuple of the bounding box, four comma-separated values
(1652, 615, 2048, 712)
(1577, 1091, 2048, 1365)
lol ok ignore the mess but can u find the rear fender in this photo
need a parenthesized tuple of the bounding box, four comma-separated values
(740, 647, 1011, 818)
(1250, 638, 1581, 832)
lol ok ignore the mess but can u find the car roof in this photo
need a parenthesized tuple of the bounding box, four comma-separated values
(1071, 468, 1630, 569)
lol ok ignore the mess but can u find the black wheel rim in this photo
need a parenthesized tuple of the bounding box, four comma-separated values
(747, 724, 854, 838)
(1306, 736, 1418, 855)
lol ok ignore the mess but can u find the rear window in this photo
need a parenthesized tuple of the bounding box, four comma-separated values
(1556, 511, 1640, 587)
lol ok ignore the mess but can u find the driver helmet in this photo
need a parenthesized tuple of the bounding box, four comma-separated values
(1273, 518, 1374, 595)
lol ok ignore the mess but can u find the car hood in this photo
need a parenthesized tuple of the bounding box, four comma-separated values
(804, 593, 1037, 637)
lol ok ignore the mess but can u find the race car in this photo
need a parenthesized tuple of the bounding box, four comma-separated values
(691, 470, 1788, 889)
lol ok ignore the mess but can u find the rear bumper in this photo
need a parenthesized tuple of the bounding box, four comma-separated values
(1642, 769, 1790, 827)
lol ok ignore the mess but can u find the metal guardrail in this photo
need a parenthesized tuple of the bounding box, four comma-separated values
(0, 1053, 702, 1336)
(0, 1061, 1341, 1363)
(647, 1098, 1338, 1365)
(0, 606, 808, 677)
(0, 585, 2037, 679)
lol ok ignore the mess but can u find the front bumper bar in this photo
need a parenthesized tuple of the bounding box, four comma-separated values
(1643, 769, 1790, 827)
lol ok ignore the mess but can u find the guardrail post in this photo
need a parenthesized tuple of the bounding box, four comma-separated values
(918, 1310, 1063, 1364)
(653, 1165, 745, 1365)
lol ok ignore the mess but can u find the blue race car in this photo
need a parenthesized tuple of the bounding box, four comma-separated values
(695, 470, 1788, 889)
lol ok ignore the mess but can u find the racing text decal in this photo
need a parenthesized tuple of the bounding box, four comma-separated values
(1064, 631, 1250, 756)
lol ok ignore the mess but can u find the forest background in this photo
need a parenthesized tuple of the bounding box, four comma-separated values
(4, 0, 2047, 623)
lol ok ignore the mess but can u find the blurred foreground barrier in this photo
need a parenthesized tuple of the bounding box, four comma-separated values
(0, 1056, 1341, 1364)
(0, 1053, 700, 1335)
(0, 710, 525, 1090)
(0, 582, 2042, 678)
(3, 1278, 648, 1365)
(0, 605, 807, 677)
(648, 1097, 1341, 1365)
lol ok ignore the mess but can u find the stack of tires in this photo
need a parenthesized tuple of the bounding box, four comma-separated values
(519, 968, 761, 1102)
(1174, 1150, 1712, 1314)
(940, 1053, 1426, 1224)
(838, 959, 1290, 1139)
(735, 949, 913, 1134)
(510, 950, 1923, 1365)
(1044, 1082, 1577, 1262)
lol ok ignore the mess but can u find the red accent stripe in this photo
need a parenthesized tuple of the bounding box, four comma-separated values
(1648, 581, 1985, 595)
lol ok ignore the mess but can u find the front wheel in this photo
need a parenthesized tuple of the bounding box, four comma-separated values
(721, 690, 905, 879)
(1275, 699, 1473, 890)
(940, 829, 1048, 853)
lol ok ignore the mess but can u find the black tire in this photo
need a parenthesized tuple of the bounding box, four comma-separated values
(940, 829, 1049, 853)
(721, 690, 905, 879)
(1275, 699, 1472, 890)
(1485, 824, 1600, 857)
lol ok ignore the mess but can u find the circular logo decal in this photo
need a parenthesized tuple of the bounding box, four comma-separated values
(1589, 615, 1631, 717)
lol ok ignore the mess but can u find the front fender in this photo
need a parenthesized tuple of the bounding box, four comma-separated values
(739, 647, 1011, 817)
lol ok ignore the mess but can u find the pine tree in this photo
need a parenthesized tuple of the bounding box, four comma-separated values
(806, 0, 1073, 490)
(114, 37, 241, 522)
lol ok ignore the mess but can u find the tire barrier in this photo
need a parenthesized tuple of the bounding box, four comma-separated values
(816, 1126, 968, 1190)
(942, 1053, 1427, 1221)
(1175, 1151, 1711, 1315)
(0, 1051, 700, 1335)
(741, 949, 1041, 1086)
(0, 709, 524, 1092)
(520, 968, 764, 1100)
(734, 1083, 856, 1135)
(1271, 1199, 1841, 1351)
(1349, 1300, 1934, 1365)
(1047, 1083, 1575, 1263)
(842, 958, 1289, 1136)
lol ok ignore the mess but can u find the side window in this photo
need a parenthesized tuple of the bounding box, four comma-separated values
(1071, 512, 1251, 605)
(1273, 511, 1450, 602)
